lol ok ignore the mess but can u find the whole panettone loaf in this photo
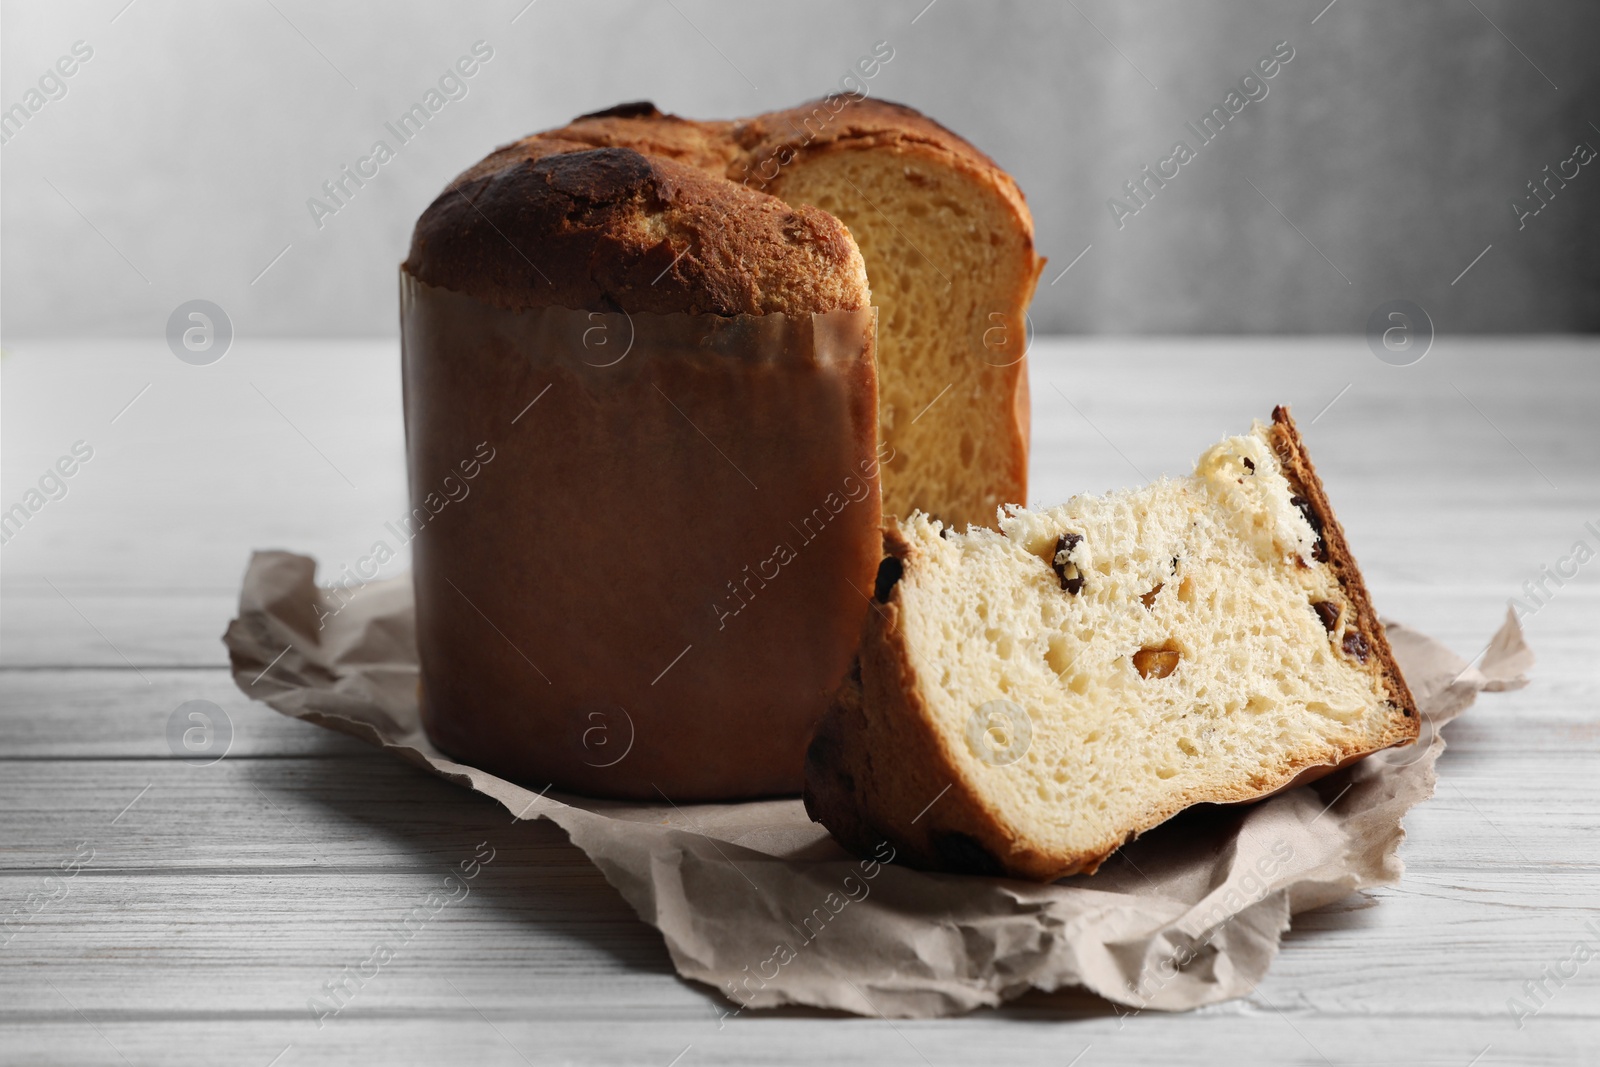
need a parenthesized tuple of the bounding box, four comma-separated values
(403, 97, 1039, 800)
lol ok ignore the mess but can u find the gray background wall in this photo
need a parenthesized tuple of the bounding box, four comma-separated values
(2, 0, 1596, 337)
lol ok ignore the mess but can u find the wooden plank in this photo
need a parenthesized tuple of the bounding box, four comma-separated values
(0, 669, 367, 758)
(0, 1014, 1591, 1067)
(0, 592, 240, 668)
(3, 866, 1598, 1021)
(2, 738, 1596, 874)
(0, 755, 589, 873)
(0, 339, 409, 593)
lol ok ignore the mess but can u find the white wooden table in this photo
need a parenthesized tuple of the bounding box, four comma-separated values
(3, 336, 1596, 1066)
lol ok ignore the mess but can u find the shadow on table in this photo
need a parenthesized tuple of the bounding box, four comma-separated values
(243, 747, 679, 980)
(246, 729, 1376, 1025)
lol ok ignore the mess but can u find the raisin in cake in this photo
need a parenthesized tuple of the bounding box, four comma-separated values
(804, 407, 1418, 880)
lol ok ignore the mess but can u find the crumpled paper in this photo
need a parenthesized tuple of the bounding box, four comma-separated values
(224, 550, 1531, 1016)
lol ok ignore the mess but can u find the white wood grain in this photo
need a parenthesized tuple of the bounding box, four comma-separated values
(0, 670, 367, 758)
(3, 854, 1599, 1014)
(1, 1016, 1591, 1067)
(2, 738, 1597, 874)
(2, 338, 1596, 1065)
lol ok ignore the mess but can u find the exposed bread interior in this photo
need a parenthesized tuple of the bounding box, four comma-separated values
(805, 407, 1418, 880)
(766, 144, 1039, 529)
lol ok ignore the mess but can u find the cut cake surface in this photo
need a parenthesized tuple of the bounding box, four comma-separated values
(804, 406, 1419, 881)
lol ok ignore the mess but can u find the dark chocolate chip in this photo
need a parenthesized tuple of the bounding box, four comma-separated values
(929, 830, 1004, 877)
(1342, 629, 1370, 662)
(1243, 457, 1255, 472)
(873, 557, 904, 602)
(1312, 600, 1341, 633)
(1052, 533, 1085, 594)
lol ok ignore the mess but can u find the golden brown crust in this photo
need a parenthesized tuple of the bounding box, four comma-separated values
(1267, 405, 1420, 733)
(805, 409, 1422, 882)
(730, 96, 1036, 232)
(545, 101, 739, 173)
(801, 662, 881, 855)
(540, 96, 1036, 229)
(409, 96, 1038, 326)
(405, 132, 868, 317)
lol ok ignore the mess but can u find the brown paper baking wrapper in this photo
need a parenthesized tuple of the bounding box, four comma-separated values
(399, 275, 881, 799)
(225, 553, 1530, 1016)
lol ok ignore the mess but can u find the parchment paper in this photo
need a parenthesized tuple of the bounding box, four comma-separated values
(224, 550, 1531, 1016)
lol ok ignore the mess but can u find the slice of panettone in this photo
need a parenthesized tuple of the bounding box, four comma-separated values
(804, 406, 1418, 882)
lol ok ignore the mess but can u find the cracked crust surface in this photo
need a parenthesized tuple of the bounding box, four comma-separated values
(533, 97, 1031, 219)
(405, 95, 1036, 325)
(405, 135, 868, 317)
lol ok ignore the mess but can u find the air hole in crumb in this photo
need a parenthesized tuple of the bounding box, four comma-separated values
(1045, 637, 1072, 675)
